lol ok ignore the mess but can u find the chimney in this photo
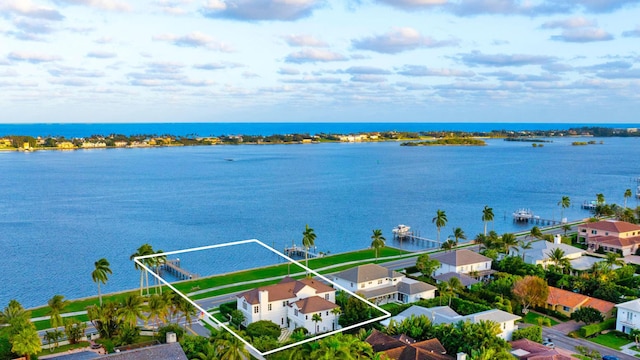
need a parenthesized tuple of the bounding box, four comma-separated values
(456, 352, 467, 360)
(554, 234, 562, 244)
(166, 332, 177, 343)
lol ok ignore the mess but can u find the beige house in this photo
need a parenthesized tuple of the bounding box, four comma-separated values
(578, 220, 640, 256)
(546, 286, 615, 318)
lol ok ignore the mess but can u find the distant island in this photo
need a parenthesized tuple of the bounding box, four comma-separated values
(0, 126, 637, 151)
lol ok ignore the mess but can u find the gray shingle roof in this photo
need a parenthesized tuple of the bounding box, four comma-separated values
(333, 263, 403, 283)
(101, 343, 188, 360)
(397, 278, 436, 295)
(431, 249, 491, 266)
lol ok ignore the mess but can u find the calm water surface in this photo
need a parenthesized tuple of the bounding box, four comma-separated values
(1, 137, 639, 308)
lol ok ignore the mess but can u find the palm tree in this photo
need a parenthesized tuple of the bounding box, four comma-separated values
(501, 233, 518, 254)
(214, 330, 250, 360)
(92, 258, 112, 305)
(130, 244, 153, 296)
(146, 294, 168, 328)
(562, 224, 572, 236)
(452, 227, 466, 246)
(194, 342, 220, 360)
(47, 295, 70, 330)
(370, 229, 386, 261)
(1, 299, 30, 328)
(176, 296, 197, 329)
(518, 240, 533, 261)
(11, 326, 41, 360)
(302, 224, 317, 272)
(625, 188, 633, 208)
(432, 209, 448, 243)
(443, 277, 462, 306)
(441, 239, 456, 252)
(118, 293, 147, 327)
(312, 313, 322, 334)
(596, 193, 605, 206)
(330, 306, 341, 331)
(547, 248, 570, 273)
(528, 226, 543, 241)
(558, 196, 570, 221)
(482, 205, 494, 236)
(604, 251, 625, 270)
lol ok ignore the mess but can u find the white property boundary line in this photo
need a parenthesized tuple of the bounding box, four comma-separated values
(133, 239, 391, 358)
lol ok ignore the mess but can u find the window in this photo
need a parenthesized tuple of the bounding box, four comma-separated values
(283, 301, 286, 307)
(368, 281, 372, 285)
(592, 230, 597, 234)
(326, 311, 329, 316)
(563, 306, 571, 312)
(378, 280, 383, 284)
(325, 294, 329, 300)
(361, 284, 365, 288)
(268, 304, 272, 311)
(254, 306, 259, 314)
(350, 282, 353, 287)
(306, 315, 308, 320)
(627, 312, 633, 322)
(294, 309, 298, 316)
(242, 301, 247, 310)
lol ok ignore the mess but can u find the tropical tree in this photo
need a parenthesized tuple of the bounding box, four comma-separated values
(501, 233, 518, 254)
(214, 330, 250, 360)
(482, 205, 494, 236)
(415, 253, 440, 277)
(312, 313, 322, 334)
(625, 188, 633, 208)
(47, 295, 70, 330)
(558, 196, 570, 221)
(11, 326, 41, 360)
(512, 275, 549, 313)
(63, 318, 86, 345)
(440, 277, 462, 306)
(596, 193, 605, 206)
(527, 226, 543, 241)
(194, 341, 220, 360)
(44, 330, 62, 352)
(370, 229, 386, 261)
(452, 227, 466, 246)
(176, 296, 197, 330)
(330, 307, 342, 331)
(118, 293, 147, 328)
(131, 243, 153, 296)
(604, 251, 625, 269)
(441, 239, 456, 252)
(87, 301, 120, 339)
(147, 294, 168, 328)
(547, 248, 570, 273)
(302, 224, 317, 272)
(432, 209, 447, 243)
(562, 224, 572, 236)
(517, 240, 533, 261)
(92, 258, 112, 305)
(0, 299, 30, 330)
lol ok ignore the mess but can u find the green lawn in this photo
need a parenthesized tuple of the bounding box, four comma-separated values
(522, 312, 559, 326)
(588, 331, 632, 350)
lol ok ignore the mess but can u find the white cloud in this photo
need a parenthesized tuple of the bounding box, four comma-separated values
(278, 67, 301, 75)
(351, 74, 387, 82)
(153, 32, 234, 52)
(541, 17, 596, 29)
(376, 0, 447, 9)
(86, 50, 116, 59)
(201, 0, 326, 21)
(0, 0, 64, 20)
(285, 49, 348, 63)
(282, 34, 328, 47)
(550, 28, 613, 42)
(55, 0, 132, 12)
(8, 51, 61, 63)
(397, 65, 475, 77)
(352, 27, 458, 54)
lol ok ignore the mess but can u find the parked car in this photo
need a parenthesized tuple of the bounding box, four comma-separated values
(602, 355, 620, 360)
(542, 339, 555, 349)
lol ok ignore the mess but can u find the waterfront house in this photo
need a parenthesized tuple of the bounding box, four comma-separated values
(381, 305, 521, 340)
(236, 277, 338, 334)
(615, 298, 640, 334)
(578, 220, 640, 256)
(509, 238, 585, 267)
(431, 250, 494, 287)
(546, 286, 615, 318)
(365, 329, 453, 360)
(332, 263, 436, 305)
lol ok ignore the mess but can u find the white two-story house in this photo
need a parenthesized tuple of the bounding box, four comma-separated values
(332, 263, 436, 305)
(236, 277, 338, 334)
(431, 249, 493, 287)
(616, 298, 640, 334)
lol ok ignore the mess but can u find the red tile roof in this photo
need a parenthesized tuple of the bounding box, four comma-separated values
(582, 220, 640, 233)
(238, 277, 333, 305)
(547, 287, 614, 315)
(292, 296, 337, 314)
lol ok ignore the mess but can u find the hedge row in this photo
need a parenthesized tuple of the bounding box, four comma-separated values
(580, 318, 616, 338)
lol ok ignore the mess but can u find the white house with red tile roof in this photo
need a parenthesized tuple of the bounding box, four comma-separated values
(578, 220, 640, 256)
(236, 277, 338, 334)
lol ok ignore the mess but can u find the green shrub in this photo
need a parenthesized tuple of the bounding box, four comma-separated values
(156, 324, 185, 343)
(579, 318, 616, 338)
(218, 301, 237, 318)
(246, 320, 281, 339)
(512, 326, 542, 343)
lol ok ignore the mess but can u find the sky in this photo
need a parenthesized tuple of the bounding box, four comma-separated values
(1, 0, 640, 123)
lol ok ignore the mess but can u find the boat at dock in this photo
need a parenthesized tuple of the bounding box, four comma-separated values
(512, 209, 533, 221)
(392, 224, 412, 237)
(582, 200, 598, 210)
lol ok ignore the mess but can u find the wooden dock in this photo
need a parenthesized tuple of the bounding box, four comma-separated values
(160, 259, 199, 280)
(513, 215, 564, 226)
(391, 227, 440, 248)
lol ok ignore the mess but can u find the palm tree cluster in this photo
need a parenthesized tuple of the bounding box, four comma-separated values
(87, 290, 197, 347)
(130, 243, 167, 296)
(1, 300, 41, 360)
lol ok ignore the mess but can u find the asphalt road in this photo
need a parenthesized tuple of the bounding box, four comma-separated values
(543, 326, 636, 360)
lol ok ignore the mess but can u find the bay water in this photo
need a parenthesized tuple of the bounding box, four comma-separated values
(1, 132, 639, 308)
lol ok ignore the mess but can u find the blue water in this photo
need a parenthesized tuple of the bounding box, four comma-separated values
(0, 122, 637, 138)
(1, 131, 640, 309)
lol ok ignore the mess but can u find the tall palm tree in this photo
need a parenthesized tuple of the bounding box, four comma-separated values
(176, 296, 197, 330)
(501, 233, 518, 254)
(302, 224, 317, 273)
(370, 229, 386, 261)
(518, 240, 533, 261)
(547, 248, 570, 273)
(330, 306, 342, 331)
(1, 299, 29, 328)
(562, 224, 572, 236)
(482, 205, 494, 236)
(312, 313, 322, 334)
(47, 295, 70, 330)
(130, 244, 153, 296)
(194, 342, 220, 360)
(92, 258, 112, 306)
(146, 294, 168, 328)
(214, 330, 250, 360)
(452, 227, 466, 246)
(441, 239, 456, 252)
(596, 193, 605, 205)
(625, 188, 633, 208)
(432, 209, 448, 243)
(604, 251, 625, 270)
(558, 196, 570, 221)
(117, 293, 147, 327)
(11, 326, 41, 360)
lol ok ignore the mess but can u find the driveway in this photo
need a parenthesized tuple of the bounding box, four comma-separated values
(542, 326, 637, 360)
(550, 320, 582, 334)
